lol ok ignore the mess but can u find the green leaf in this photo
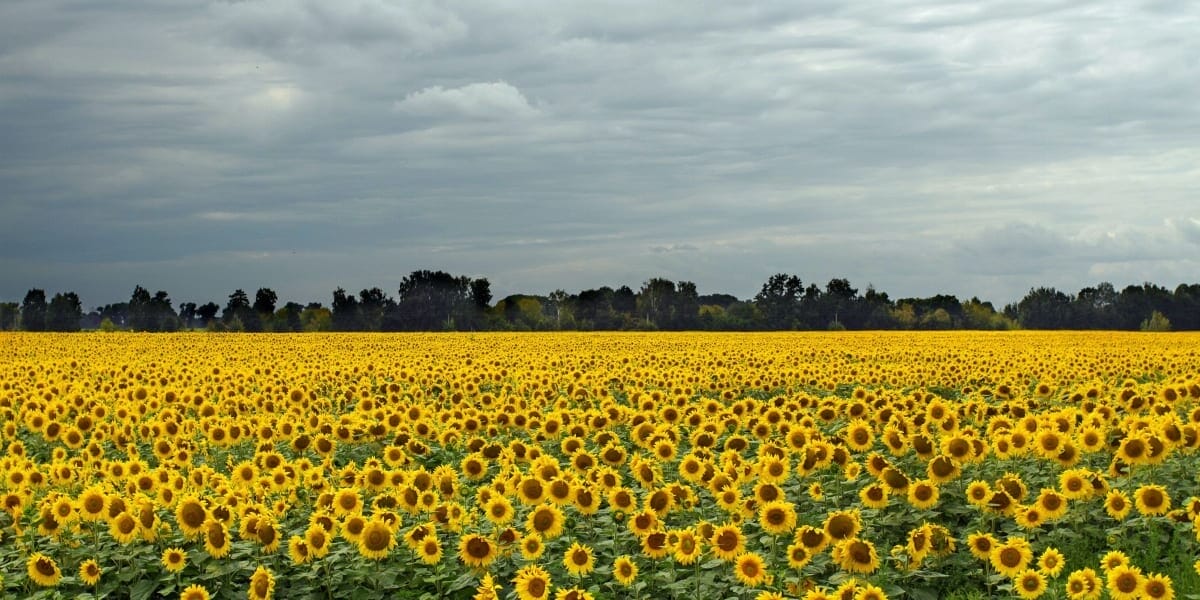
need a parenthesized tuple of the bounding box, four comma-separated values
(700, 558, 724, 570)
(130, 579, 159, 600)
(908, 588, 938, 600)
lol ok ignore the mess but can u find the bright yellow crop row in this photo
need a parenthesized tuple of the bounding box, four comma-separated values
(1, 332, 1199, 600)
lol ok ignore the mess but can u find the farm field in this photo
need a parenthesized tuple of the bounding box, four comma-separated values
(2, 331, 1200, 600)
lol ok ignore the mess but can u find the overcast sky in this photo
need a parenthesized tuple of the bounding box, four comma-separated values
(2, 1, 1198, 309)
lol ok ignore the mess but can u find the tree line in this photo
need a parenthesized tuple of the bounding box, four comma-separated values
(2, 271, 1195, 332)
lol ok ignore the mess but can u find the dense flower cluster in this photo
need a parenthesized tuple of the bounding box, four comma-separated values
(1, 331, 1199, 599)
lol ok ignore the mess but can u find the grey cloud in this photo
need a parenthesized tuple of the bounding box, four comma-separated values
(2, 0, 1199, 308)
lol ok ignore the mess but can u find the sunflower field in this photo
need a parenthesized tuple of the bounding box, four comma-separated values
(2, 331, 1200, 600)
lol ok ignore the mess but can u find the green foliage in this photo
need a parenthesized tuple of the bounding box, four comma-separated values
(1141, 310, 1172, 332)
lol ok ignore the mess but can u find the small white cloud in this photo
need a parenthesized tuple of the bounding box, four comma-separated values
(650, 243, 699, 254)
(393, 81, 540, 119)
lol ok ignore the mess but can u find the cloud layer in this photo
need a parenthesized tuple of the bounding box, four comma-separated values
(2, 0, 1198, 308)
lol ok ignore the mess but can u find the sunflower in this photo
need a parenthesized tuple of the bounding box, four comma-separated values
(967, 532, 997, 560)
(79, 558, 102, 586)
(613, 555, 638, 586)
(786, 543, 813, 569)
(513, 565, 552, 600)
(288, 536, 311, 565)
(249, 565, 275, 600)
(1014, 505, 1045, 530)
(1135, 484, 1171, 516)
(824, 510, 862, 541)
(1035, 489, 1068, 521)
(906, 524, 931, 565)
(758, 455, 789, 483)
(109, 510, 140, 544)
(1141, 573, 1174, 600)
(175, 496, 208, 538)
(77, 486, 108, 521)
(844, 420, 874, 452)
(860, 484, 889, 509)
(965, 480, 991, 507)
(1065, 568, 1100, 600)
(305, 524, 331, 559)
(515, 501, 562, 539)
(573, 488, 601, 515)
(1105, 489, 1132, 520)
(553, 588, 594, 600)
(162, 547, 187, 573)
(563, 542, 595, 576)
(458, 533, 497, 568)
(672, 529, 703, 565)
(907, 480, 939, 510)
(926, 455, 960, 484)
(1014, 569, 1047, 599)
(854, 584, 888, 600)
(832, 538, 880, 574)
(989, 538, 1032, 578)
(358, 518, 396, 560)
(482, 495, 514, 525)
(1106, 564, 1143, 600)
(180, 584, 211, 600)
(523, 535, 547, 561)
(1101, 550, 1130, 573)
(1117, 436, 1148, 464)
(255, 517, 281, 554)
(795, 525, 830, 554)
(734, 552, 768, 587)
(880, 467, 910, 492)
(1036, 547, 1064, 577)
(204, 520, 231, 559)
(342, 514, 367, 543)
(644, 488, 673, 515)
(25, 551, 61, 589)
(710, 522, 746, 561)
(1058, 469, 1091, 500)
(608, 487, 637, 515)
(333, 488, 362, 516)
(518, 477, 547, 505)
(758, 500, 797, 536)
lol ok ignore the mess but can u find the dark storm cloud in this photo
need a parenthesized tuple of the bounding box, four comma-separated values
(2, 0, 1198, 308)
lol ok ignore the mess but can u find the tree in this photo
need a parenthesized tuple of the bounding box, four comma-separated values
(223, 289, 259, 331)
(1016, 287, 1074, 329)
(1073, 282, 1118, 329)
(196, 302, 219, 327)
(1116, 283, 1173, 330)
(547, 289, 570, 329)
(46, 292, 83, 331)
(98, 302, 130, 328)
(674, 281, 700, 330)
(754, 273, 803, 329)
(300, 305, 333, 332)
(396, 270, 475, 331)
(128, 286, 154, 330)
(0, 302, 18, 330)
(637, 278, 677, 329)
(470, 278, 492, 311)
(1141, 311, 1172, 332)
(178, 302, 198, 329)
(331, 288, 362, 331)
(357, 288, 394, 331)
(612, 286, 637, 317)
(20, 289, 47, 331)
(274, 302, 304, 332)
(253, 288, 278, 317)
(821, 278, 859, 328)
(150, 290, 180, 331)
